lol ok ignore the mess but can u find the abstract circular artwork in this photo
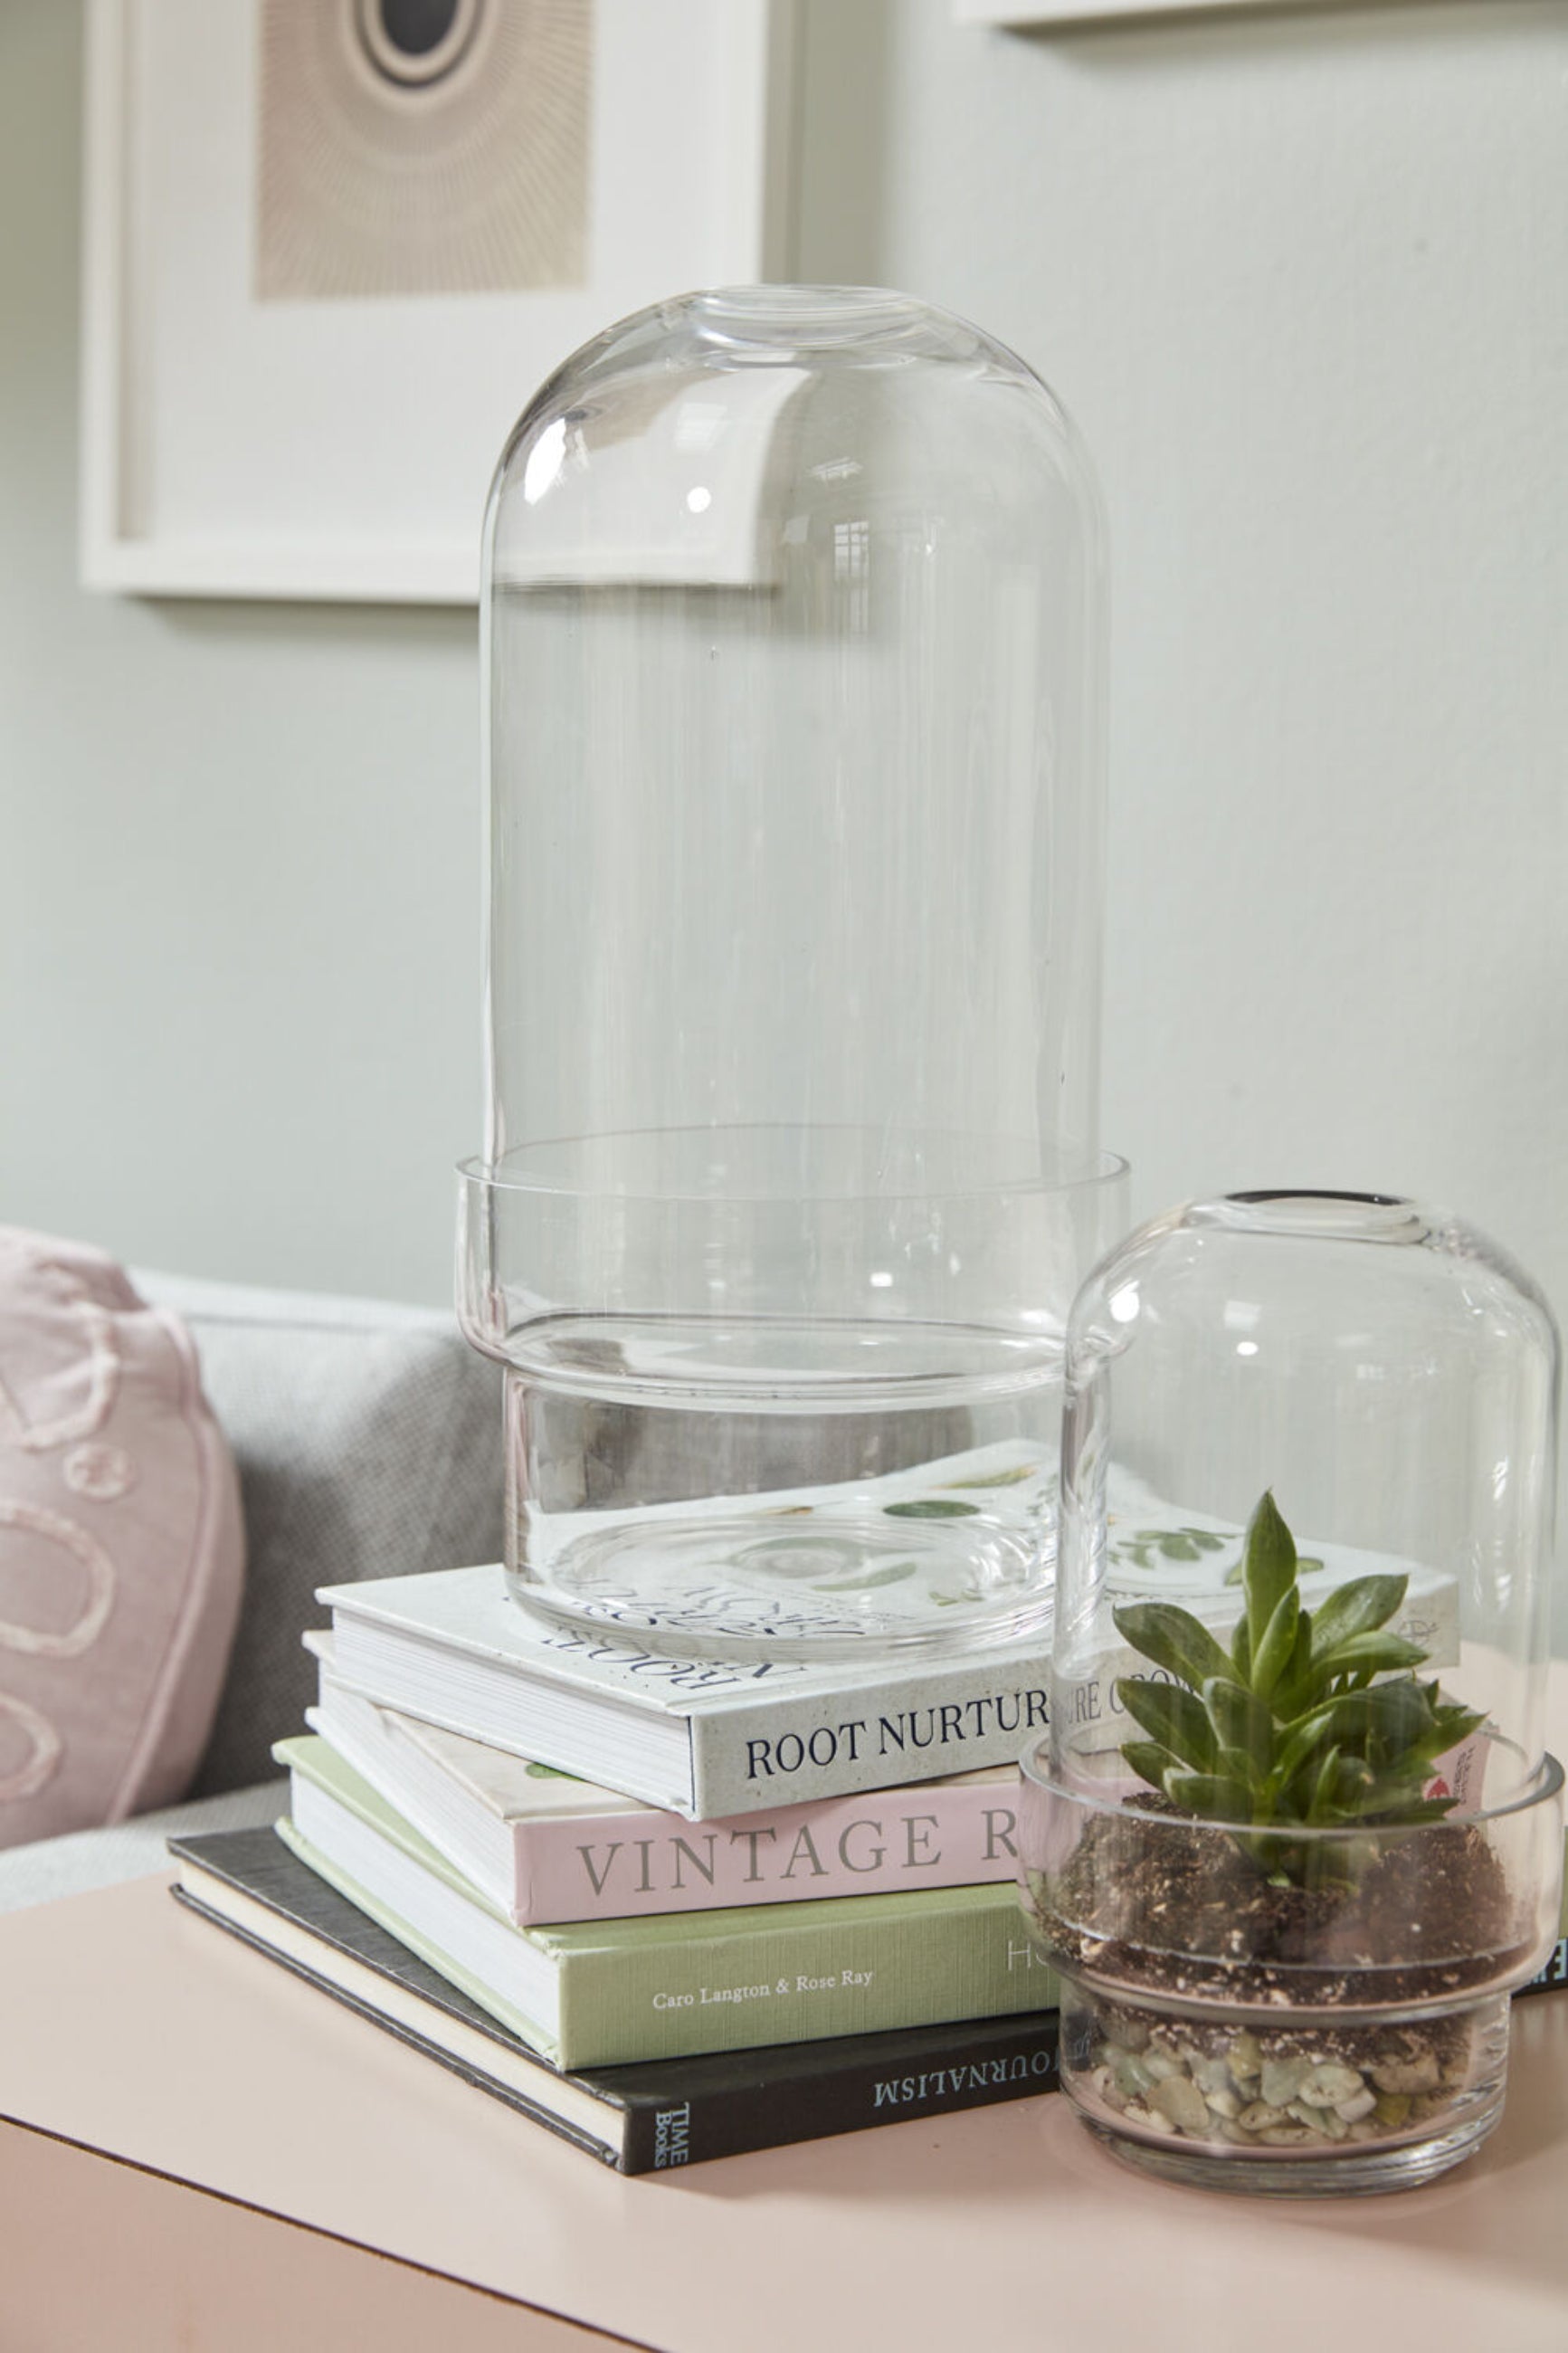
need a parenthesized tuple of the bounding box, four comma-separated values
(256, 0, 593, 300)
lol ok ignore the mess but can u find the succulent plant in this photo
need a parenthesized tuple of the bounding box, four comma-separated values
(1113, 1491, 1484, 1879)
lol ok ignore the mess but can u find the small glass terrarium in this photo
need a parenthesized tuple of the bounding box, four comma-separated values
(1020, 1191, 1563, 2194)
(460, 286, 1126, 1661)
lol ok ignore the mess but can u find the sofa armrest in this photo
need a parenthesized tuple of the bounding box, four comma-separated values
(135, 1273, 504, 1797)
(0, 1779, 287, 1914)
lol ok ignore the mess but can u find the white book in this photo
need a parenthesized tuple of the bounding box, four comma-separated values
(314, 1565, 1051, 1820)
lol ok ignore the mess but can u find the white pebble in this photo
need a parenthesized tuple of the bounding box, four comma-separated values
(1260, 2056, 1309, 2107)
(1371, 2051, 1440, 2096)
(1299, 2063, 1364, 2107)
(1228, 2033, 1263, 2081)
(1150, 2077, 1212, 2137)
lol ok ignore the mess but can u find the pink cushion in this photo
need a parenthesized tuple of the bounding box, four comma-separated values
(0, 1229, 244, 1847)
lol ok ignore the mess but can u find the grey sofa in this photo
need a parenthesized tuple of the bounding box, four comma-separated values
(0, 1271, 504, 1914)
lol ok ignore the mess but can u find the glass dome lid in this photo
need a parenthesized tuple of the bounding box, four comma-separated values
(1049, 1188, 1561, 1805)
(462, 284, 1123, 1660)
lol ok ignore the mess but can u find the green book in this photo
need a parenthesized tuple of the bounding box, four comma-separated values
(273, 1735, 1055, 2071)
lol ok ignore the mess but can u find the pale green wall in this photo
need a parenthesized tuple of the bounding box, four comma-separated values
(1, 0, 479, 1303)
(4, 0, 1566, 1328)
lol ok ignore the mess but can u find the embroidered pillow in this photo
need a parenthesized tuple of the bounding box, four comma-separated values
(0, 1228, 244, 1848)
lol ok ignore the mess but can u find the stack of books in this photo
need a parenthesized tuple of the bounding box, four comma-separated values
(171, 1555, 1568, 2174)
(170, 1564, 1069, 2173)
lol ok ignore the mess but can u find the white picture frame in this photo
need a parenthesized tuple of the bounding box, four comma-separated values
(955, 2, 1319, 21)
(81, 0, 798, 604)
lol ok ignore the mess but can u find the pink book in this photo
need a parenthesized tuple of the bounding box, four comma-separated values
(307, 1656, 1022, 1927)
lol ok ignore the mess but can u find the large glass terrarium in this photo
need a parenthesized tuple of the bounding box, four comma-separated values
(1019, 1192, 1563, 2193)
(460, 285, 1126, 1660)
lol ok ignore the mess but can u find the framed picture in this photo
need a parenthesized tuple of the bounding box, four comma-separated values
(81, 0, 798, 603)
(955, 2, 1316, 21)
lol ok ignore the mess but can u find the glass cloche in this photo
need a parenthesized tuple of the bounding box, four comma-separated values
(1020, 1190, 1563, 2193)
(459, 286, 1126, 1660)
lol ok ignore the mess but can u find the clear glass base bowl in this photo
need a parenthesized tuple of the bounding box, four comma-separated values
(460, 1144, 1127, 1661)
(1019, 1752, 1564, 2196)
(496, 1329, 1059, 1662)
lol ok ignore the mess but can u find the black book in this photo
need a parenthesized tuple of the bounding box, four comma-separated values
(168, 1827, 1060, 2175)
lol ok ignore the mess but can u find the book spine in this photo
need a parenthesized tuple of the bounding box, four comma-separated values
(687, 1654, 1051, 1816)
(616, 2015, 1061, 2174)
(516, 1782, 1022, 1924)
(556, 1884, 1058, 2070)
(627, 1931, 1568, 2169)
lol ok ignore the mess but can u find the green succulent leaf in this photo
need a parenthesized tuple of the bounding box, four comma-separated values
(1308, 1573, 1409, 1659)
(1201, 1676, 1275, 1777)
(1278, 1677, 1435, 1774)
(1272, 1707, 1340, 1788)
(1307, 1743, 1344, 1824)
(1242, 1491, 1297, 1659)
(1231, 1613, 1252, 1681)
(1250, 1584, 1300, 1704)
(1164, 1770, 1252, 1821)
(1306, 1630, 1428, 1692)
(1121, 1739, 1183, 1795)
(1113, 1676, 1218, 1774)
(1112, 1601, 1234, 1691)
(1429, 1702, 1487, 1753)
(1271, 1611, 1316, 1718)
(1215, 1745, 1267, 1800)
